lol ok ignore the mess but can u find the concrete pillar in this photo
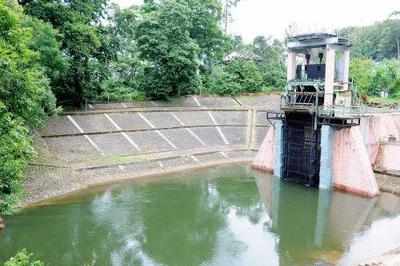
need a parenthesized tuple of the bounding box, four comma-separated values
(319, 125, 334, 190)
(324, 46, 336, 106)
(287, 51, 297, 81)
(273, 120, 283, 178)
(343, 49, 350, 91)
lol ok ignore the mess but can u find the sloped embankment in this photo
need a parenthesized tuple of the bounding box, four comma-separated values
(24, 95, 280, 205)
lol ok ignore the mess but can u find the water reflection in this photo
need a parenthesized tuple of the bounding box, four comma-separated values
(1, 165, 400, 266)
(255, 171, 400, 265)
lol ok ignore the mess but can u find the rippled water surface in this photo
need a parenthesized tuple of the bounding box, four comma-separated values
(1, 165, 400, 265)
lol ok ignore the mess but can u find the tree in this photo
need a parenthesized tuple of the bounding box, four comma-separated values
(0, 0, 55, 214)
(252, 36, 286, 89)
(221, 0, 240, 33)
(23, 0, 112, 105)
(135, 0, 201, 99)
(350, 58, 375, 96)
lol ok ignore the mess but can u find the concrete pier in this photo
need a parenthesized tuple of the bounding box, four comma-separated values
(319, 125, 334, 190)
(273, 121, 283, 178)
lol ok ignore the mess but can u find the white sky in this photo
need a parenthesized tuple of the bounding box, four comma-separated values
(114, 0, 400, 42)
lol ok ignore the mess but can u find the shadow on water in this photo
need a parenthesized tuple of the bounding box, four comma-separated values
(1, 164, 400, 266)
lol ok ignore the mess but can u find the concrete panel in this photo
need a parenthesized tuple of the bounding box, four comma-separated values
(174, 111, 213, 126)
(40, 116, 80, 136)
(236, 94, 281, 110)
(73, 114, 115, 133)
(127, 131, 172, 153)
(161, 128, 200, 150)
(255, 127, 269, 147)
(256, 111, 269, 126)
(221, 127, 247, 145)
(45, 136, 99, 162)
(196, 96, 238, 107)
(191, 127, 225, 146)
(143, 112, 181, 128)
(90, 133, 137, 156)
(108, 113, 150, 131)
(211, 111, 247, 125)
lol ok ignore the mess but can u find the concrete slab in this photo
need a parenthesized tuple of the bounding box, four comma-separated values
(221, 127, 247, 145)
(143, 112, 181, 128)
(174, 111, 213, 126)
(191, 127, 225, 146)
(211, 111, 247, 125)
(256, 111, 270, 126)
(196, 96, 239, 107)
(45, 136, 99, 162)
(90, 133, 138, 156)
(236, 94, 281, 110)
(161, 128, 200, 150)
(127, 131, 173, 153)
(73, 114, 115, 133)
(255, 127, 269, 147)
(40, 116, 80, 136)
(108, 113, 150, 131)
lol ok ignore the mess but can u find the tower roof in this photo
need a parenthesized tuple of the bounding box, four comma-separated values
(287, 33, 351, 50)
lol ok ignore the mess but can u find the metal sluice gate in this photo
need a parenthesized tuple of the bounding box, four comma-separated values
(267, 112, 321, 187)
(282, 113, 321, 187)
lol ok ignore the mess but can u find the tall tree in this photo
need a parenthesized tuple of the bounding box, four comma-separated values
(135, 0, 201, 99)
(22, 0, 113, 105)
(221, 0, 239, 34)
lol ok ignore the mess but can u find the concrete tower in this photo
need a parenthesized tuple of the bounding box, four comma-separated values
(255, 33, 378, 196)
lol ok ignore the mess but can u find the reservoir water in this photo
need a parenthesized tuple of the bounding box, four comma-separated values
(1, 165, 400, 265)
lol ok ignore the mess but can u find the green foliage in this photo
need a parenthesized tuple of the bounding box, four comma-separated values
(4, 249, 44, 266)
(204, 59, 263, 95)
(135, 0, 201, 99)
(24, 0, 111, 105)
(341, 19, 400, 60)
(350, 58, 400, 98)
(350, 58, 375, 96)
(0, 0, 56, 214)
(252, 36, 286, 89)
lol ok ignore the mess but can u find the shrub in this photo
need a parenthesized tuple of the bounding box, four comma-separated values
(4, 249, 44, 266)
(0, 103, 34, 214)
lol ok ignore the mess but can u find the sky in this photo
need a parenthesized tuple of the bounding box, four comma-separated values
(114, 0, 400, 42)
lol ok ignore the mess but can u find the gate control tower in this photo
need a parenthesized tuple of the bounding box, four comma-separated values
(267, 33, 364, 189)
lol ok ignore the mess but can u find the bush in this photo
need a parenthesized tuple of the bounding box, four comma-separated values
(4, 249, 44, 266)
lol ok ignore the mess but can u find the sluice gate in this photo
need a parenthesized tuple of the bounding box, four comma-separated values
(281, 113, 320, 187)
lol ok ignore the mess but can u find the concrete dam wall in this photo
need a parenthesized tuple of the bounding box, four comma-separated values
(253, 113, 400, 197)
(26, 95, 280, 205)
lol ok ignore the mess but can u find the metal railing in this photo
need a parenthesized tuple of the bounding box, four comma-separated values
(281, 91, 322, 107)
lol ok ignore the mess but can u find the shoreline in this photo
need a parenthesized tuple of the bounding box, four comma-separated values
(22, 158, 253, 209)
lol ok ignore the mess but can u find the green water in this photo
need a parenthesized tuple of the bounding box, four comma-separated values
(1, 165, 400, 266)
